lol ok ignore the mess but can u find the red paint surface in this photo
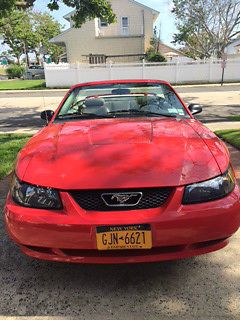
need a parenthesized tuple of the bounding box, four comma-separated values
(16, 118, 223, 190)
(5, 80, 240, 264)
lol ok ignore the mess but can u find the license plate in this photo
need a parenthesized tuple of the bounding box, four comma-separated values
(96, 224, 152, 250)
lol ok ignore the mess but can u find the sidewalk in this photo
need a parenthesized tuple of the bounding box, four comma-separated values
(0, 88, 67, 94)
(0, 127, 40, 134)
(0, 121, 239, 135)
(206, 121, 240, 131)
(0, 82, 239, 96)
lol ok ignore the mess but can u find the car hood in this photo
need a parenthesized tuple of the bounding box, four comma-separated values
(16, 118, 227, 189)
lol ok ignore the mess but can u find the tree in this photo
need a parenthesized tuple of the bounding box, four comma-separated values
(172, 0, 240, 59)
(145, 27, 167, 62)
(145, 51, 167, 62)
(45, 44, 64, 63)
(0, 10, 37, 65)
(0, 10, 63, 65)
(0, 0, 116, 27)
(31, 12, 64, 64)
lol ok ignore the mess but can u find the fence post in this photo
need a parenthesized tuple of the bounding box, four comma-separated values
(175, 58, 180, 84)
(142, 59, 145, 79)
(208, 58, 213, 82)
(75, 62, 80, 83)
(108, 60, 112, 80)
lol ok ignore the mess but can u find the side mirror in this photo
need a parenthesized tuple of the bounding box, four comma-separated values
(41, 110, 54, 123)
(188, 104, 203, 115)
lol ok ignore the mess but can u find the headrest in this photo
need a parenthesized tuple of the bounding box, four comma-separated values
(111, 88, 131, 95)
(84, 98, 105, 108)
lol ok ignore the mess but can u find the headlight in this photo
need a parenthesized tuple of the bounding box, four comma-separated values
(183, 167, 235, 204)
(11, 175, 62, 210)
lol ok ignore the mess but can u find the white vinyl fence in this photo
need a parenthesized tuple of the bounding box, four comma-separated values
(44, 59, 240, 88)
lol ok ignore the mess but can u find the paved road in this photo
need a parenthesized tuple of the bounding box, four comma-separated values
(0, 145, 240, 319)
(0, 84, 239, 133)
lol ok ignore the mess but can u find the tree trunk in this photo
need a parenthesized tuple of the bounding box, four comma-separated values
(16, 56, 20, 65)
(34, 51, 40, 65)
(23, 41, 30, 67)
(25, 51, 30, 67)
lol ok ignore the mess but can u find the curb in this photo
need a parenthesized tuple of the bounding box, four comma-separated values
(0, 89, 68, 94)
(0, 83, 239, 93)
(174, 82, 240, 88)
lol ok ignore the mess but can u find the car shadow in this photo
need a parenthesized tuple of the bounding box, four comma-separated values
(0, 178, 239, 319)
(0, 106, 46, 132)
(181, 97, 240, 123)
(195, 104, 240, 123)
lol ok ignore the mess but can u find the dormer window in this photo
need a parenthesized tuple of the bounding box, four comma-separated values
(99, 19, 108, 27)
(121, 16, 129, 35)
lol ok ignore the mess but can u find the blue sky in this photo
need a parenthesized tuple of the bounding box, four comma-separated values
(1, 0, 177, 53)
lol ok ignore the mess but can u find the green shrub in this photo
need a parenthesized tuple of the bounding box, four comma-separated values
(6, 64, 24, 79)
(145, 51, 167, 63)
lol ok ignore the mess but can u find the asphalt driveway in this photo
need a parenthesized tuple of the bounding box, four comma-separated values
(0, 145, 240, 319)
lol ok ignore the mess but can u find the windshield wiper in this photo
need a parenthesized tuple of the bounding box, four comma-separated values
(56, 112, 113, 120)
(108, 109, 177, 118)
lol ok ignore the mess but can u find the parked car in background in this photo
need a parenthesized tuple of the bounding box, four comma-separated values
(23, 65, 45, 80)
(5, 80, 240, 264)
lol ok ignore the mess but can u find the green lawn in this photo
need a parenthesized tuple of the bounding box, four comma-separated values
(0, 134, 31, 180)
(227, 115, 240, 121)
(215, 129, 240, 150)
(0, 79, 46, 90)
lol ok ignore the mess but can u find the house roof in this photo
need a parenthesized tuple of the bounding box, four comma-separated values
(50, 28, 72, 44)
(228, 38, 240, 47)
(63, 0, 159, 21)
(129, 0, 159, 15)
(158, 43, 187, 57)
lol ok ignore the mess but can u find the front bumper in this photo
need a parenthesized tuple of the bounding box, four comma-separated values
(5, 185, 240, 264)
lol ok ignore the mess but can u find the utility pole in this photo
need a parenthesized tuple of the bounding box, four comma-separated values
(156, 23, 162, 53)
(221, 53, 227, 86)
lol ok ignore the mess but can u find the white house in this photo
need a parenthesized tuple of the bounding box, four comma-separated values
(225, 39, 240, 58)
(50, 0, 159, 64)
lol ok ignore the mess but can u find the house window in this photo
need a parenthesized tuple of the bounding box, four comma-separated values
(121, 16, 129, 35)
(99, 19, 108, 27)
(89, 54, 106, 64)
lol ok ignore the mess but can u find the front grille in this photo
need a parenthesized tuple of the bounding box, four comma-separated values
(69, 187, 173, 211)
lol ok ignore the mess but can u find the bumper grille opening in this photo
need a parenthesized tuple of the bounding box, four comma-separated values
(69, 187, 173, 211)
(192, 238, 228, 250)
(22, 238, 228, 259)
(25, 246, 53, 254)
(61, 246, 186, 257)
(61, 238, 228, 257)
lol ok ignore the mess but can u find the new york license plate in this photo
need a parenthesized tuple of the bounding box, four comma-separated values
(96, 224, 152, 250)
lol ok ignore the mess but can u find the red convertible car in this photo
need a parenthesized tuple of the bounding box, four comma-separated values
(5, 80, 240, 264)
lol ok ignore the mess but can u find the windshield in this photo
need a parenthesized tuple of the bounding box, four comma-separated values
(55, 82, 189, 121)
